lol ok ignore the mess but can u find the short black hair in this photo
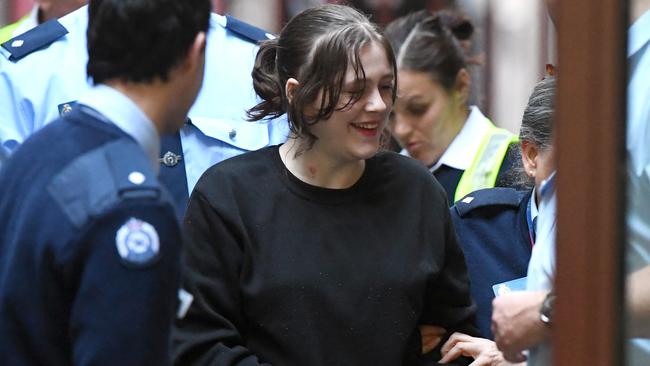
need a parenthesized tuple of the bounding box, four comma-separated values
(87, 0, 211, 85)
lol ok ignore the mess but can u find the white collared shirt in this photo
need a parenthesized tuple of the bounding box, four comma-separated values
(78, 85, 160, 173)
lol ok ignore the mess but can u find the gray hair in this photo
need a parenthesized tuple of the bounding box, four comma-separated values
(507, 76, 556, 189)
(520, 77, 556, 149)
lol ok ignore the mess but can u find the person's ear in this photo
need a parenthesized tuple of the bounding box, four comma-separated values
(521, 140, 540, 178)
(181, 31, 207, 74)
(285, 78, 299, 103)
(454, 68, 471, 104)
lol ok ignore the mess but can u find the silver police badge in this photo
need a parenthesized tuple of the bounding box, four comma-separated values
(115, 218, 160, 266)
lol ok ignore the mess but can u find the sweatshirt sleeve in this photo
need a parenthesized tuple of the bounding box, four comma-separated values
(172, 189, 270, 366)
(420, 192, 480, 366)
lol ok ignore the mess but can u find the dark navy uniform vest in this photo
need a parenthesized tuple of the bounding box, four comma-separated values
(450, 187, 533, 338)
(0, 109, 182, 365)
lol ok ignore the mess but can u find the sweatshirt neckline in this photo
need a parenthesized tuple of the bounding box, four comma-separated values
(270, 145, 375, 205)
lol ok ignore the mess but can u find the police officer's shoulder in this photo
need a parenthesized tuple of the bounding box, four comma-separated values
(453, 187, 527, 218)
(221, 14, 276, 44)
(0, 19, 68, 61)
(0, 6, 86, 61)
(48, 138, 163, 228)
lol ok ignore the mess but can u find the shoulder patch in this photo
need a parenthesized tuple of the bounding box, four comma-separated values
(1, 19, 68, 61)
(48, 138, 161, 228)
(454, 187, 526, 217)
(115, 217, 161, 267)
(225, 15, 275, 43)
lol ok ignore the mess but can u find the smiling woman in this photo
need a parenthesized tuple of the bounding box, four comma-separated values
(173, 4, 479, 366)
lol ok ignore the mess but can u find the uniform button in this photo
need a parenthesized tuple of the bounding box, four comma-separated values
(128, 171, 146, 185)
(11, 39, 24, 47)
(229, 129, 237, 139)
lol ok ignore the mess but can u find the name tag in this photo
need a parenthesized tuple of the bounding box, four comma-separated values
(492, 277, 527, 296)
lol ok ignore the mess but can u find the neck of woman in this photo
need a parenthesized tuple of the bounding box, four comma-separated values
(428, 105, 470, 167)
(279, 138, 366, 189)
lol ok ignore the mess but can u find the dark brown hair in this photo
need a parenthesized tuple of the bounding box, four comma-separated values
(385, 9, 474, 57)
(396, 13, 467, 91)
(247, 4, 397, 151)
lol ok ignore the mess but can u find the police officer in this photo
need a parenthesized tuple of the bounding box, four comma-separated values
(0, 3, 289, 218)
(385, 12, 519, 205)
(448, 76, 556, 341)
(0, 0, 210, 364)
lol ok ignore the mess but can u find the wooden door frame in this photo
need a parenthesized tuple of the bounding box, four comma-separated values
(553, 0, 628, 364)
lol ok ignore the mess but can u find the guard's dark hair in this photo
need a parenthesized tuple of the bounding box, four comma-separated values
(384, 10, 431, 56)
(397, 13, 467, 91)
(247, 4, 397, 152)
(510, 76, 557, 189)
(87, 0, 211, 84)
(385, 9, 473, 57)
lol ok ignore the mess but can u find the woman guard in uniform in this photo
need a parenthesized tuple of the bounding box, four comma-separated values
(386, 13, 519, 205)
(173, 4, 478, 366)
(434, 77, 556, 366)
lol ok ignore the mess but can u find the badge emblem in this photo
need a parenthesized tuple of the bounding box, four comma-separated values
(159, 151, 182, 167)
(57, 101, 77, 116)
(115, 218, 160, 266)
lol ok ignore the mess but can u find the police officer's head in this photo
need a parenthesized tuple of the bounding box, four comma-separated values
(247, 4, 397, 154)
(519, 76, 556, 190)
(385, 9, 474, 61)
(387, 13, 473, 167)
(86, 0, 211, 132)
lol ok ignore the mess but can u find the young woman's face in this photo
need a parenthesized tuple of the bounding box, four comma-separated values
(390, 70, 464, 167)
(309, 41, 395, 162)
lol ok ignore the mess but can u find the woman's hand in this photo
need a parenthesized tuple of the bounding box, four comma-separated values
(439, 332, 525, 366)
(419, 325, 447, 354)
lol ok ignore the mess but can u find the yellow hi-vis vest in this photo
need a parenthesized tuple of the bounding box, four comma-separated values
(453, 122, 518, 202)
(0, 15, 30, 44)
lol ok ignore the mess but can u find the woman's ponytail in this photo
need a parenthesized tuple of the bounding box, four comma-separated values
(247, 39, 285, 121)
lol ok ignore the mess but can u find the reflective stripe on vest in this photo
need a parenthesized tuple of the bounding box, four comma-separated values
(454, 124, 518, 202)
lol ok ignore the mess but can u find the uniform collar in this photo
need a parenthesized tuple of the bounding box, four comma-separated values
(629, 10, 650, 58)
(430, 106, 492, 173)
(78, 84, 160, 173)
(530, 186, 539, 222)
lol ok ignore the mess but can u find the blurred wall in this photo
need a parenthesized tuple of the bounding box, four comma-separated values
(229, 0, 282, 33)
(488, 0, 548, 134)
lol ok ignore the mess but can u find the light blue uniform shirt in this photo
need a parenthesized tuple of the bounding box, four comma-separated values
(78, 84, 160, 172)
(0, 6, 289, 193)
(626, 9, 650, 365)
(525, 171, 556, 366)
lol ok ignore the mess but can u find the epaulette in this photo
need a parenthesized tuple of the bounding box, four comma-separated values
(454, 187, 525, 218)
(1, 19, 67, 61)
(48, 138, 160, 228)
(225, 15, 275, 43)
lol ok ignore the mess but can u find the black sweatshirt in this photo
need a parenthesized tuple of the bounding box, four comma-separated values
(173, 145, 477, 366)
